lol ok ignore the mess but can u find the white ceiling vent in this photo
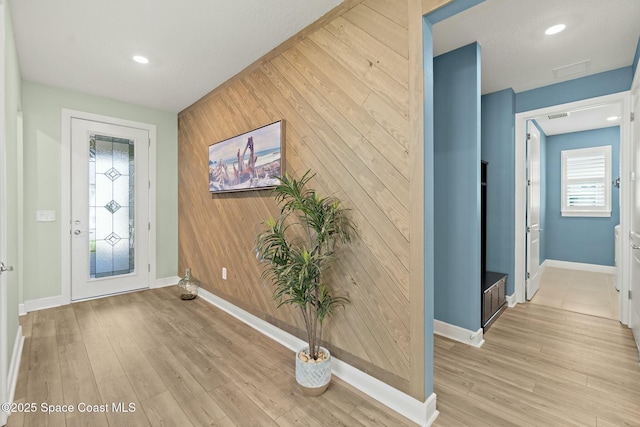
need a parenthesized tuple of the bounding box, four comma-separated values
(552, 60, 592, 79)
(548, 112, 570, 120)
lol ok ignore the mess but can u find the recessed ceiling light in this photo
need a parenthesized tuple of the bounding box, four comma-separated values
(606, 116, 620, 121)
(133, 55, 149, 64)
(545, 24, 566, 35)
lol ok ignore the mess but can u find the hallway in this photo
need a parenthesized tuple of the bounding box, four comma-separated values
(530, 267, 618, 320)
(434, 303, 639, 426)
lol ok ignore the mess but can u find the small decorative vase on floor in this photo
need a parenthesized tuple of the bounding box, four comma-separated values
(177, 268, 199, 300)
(295, 346, 331, 396)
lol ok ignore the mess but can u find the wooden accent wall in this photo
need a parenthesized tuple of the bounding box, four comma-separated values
(179, 0, 451, 400)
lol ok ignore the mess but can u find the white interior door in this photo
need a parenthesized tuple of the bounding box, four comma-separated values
(71, 118, 150, 301)
(526, 121, 541, 300)
(0, 4, 7, 422)
(630, 82, 640, 357)
(0, 118, 6, 427)
(0, 86, 7, 427)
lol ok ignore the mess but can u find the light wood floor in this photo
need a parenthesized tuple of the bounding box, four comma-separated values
(531, 267, 619, 320)
(7, 287, 415, 427)
(7, 288, 640, 426)
(433, 303, 640, 426)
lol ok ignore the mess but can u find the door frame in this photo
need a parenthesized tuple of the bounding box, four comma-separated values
(525, 120, 541, 300)
(629, 65, 640, 351)
(514, 91, 632, 324)
(61, 109, 157, 304)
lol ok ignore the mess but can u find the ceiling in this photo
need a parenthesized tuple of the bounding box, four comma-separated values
(433, 0, 639, 135)
(10, 0, 342, 113)
(9, 0, 640, 116)
(533, 103, 622, 136)
(433, 0, 640, 95)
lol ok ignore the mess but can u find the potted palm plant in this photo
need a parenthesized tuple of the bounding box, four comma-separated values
(256, 170, 354, 396)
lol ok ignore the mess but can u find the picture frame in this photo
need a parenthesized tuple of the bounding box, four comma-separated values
(208, 120, 285, 194)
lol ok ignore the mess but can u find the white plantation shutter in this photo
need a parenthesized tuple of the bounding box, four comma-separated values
(561, 146, 611, 217)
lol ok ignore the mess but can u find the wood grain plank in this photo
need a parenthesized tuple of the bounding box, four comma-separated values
(422, 0, 453, 16)
(140, 391, 194, 427)
(209, 383, 279, 427)
(324, 17, 408, 88)
(307, 28, 409, 119)
(54, 307, 107, 426)
(296, 38, 372, 107)
(24, 312, 65, 427)
(270, 54, 410, 212)
(257, 64, 411, 262)
(433, 304, 640, 426)
(342, 4, 408, 58)
(363, 0, 408, 29)
(280, 46, 375, 137)
(96, 375, 150, 427)
(408, 0, 426, 401)
(143, 345, 227, 425)
(90, 300, 168, 401)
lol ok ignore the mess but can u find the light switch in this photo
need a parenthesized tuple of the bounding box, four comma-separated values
(36, 210, 56, 222)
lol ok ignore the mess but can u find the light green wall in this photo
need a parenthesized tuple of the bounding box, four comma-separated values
(22, 81, 178, 301)
(5, 1, 22, 368)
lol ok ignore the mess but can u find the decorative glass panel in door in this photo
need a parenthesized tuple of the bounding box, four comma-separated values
(71, 118, 149, 301)
(90, 134, 135, 278)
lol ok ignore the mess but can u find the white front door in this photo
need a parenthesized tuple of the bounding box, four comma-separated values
(526, 121, 541, 300)
(70, 118, 150, 300)
(630, 82, 640, 356)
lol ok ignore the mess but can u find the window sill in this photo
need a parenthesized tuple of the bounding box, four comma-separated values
(561, 211, 611, 218)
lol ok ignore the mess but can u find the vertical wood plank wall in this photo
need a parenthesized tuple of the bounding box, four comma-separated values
(178, 0, 449, 400)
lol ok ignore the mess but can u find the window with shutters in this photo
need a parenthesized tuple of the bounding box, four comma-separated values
(561, 145, 611, 217)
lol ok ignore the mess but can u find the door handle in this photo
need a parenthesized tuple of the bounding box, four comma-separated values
(632, 244, 640, 250)
(74, 230, 81, 235)
(0, 262, 14, 273)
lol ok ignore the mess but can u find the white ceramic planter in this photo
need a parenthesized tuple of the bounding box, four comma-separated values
(295, 346, 331, 396)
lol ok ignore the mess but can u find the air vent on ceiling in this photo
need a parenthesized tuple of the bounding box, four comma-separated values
(548, 112, 570, 120)
(552, 60, 591, 79)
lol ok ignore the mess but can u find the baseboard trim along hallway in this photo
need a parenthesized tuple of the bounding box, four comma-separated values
(19, 276, 182, 315)
(7, 326, 24, 405)
(198, 287, 439, 427)
(434, 319, 485, 348)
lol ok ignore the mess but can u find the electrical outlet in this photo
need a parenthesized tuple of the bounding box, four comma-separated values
(222, 267, 227, 280)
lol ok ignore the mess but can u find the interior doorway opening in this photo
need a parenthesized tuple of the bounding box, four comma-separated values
(515, 92, 632, 324)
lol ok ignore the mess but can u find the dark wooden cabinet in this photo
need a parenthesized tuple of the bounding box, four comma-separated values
(482, 271, 507, 330)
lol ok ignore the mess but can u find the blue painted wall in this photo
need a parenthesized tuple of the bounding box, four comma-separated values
(480, 89, 516, 295)
(422, 0, 486, 397)
(422, 16, 435, 396)
(531, 120, 547, 264)
(433, 43, 482, 332)
(515, 67, 633, 113)
(545, 127, 620, 266)
(633, 37, 640, 77)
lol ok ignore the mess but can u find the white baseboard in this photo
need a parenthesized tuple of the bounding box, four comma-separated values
(197, 287, 438, 426)
(543, 259, 616, 275)
(434, 319, 484, 348)
(506, 294, 517, 308)
(20, 277, 179, 314)
(151, 276, 181, 289)
(23, 295, 63, 313)
(7, 326, 24, 404)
